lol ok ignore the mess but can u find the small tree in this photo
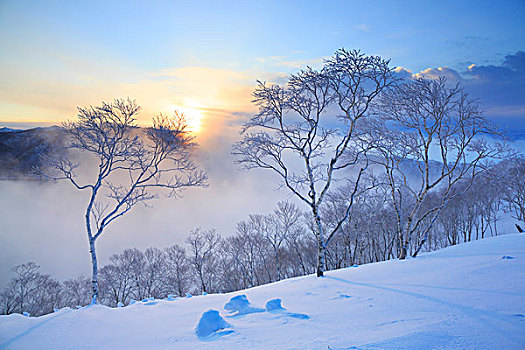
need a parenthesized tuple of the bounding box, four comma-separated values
(62, 276, 92, 308)
(9, 262, 41, 314)
(0, 262, 63, 316)
(234, 49, 394, 276)
(266, 201, 302, 280)
(99, 250, 137, 305)
(500, 157, 525, 225)
(51, 99, 207, 303)
(164, 244, 192, 297)
(186, 228, 221, 293)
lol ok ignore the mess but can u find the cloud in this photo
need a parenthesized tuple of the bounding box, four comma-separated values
(413, 67, 462, 81)
(461, 51, 525, 123)
(502, 51, 525, 72)
(396, 51, 525, 137)
(448, 35, 490, 49)
(464, 51, 525, 82)
(393, 66, 413, 80)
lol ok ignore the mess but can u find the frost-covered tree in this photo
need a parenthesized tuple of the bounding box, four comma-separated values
(221, 225, 270, 290)
(323, 178, 397, 266)
(369, 78, 507, 259)
(50, 99, 207, 303)
(0, 262, 64, 316)
(267, 201, 302, 280)
(9, 262, 41, 314)
(99, 262, 134, 306)
(0, 282, 18, 315)
(234, 49, 395, 276)
(500, 157, 525, 225)
(164, 244, 192, 297)
(186, 228, 221, 293)
(62, 276, 91, 308)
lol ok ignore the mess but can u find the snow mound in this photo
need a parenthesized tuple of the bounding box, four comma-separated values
(224, 295, 265, 316)
(265, 299, 309, 319)
(195, 310, 233, 340)
(265, 299, 284, 311)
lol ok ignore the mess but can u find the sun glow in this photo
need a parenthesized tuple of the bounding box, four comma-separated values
(168, 103, 205, 133)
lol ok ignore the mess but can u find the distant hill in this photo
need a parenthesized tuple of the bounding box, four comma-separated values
(0, 125, 446, 182)
(0, 126, 65, 180)
(0, 127, 20, 133)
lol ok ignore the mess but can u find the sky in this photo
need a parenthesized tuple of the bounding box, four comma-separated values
(0, 0, 524, 285)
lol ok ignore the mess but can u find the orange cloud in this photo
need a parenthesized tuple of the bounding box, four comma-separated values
(0, 59, 260, 146)
(413, 67, 461, 81)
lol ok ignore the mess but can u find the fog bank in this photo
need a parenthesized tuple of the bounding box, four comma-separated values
(0, 132, 292, 287)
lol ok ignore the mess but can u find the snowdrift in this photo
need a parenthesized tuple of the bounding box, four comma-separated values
(1, 234, 524, 349)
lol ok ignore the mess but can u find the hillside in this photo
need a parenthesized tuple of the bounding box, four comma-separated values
(1, 234, 524, 349)
(0, 127, 65, 180)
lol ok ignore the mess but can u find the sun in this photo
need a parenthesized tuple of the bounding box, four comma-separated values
(168, 104, 204, 133)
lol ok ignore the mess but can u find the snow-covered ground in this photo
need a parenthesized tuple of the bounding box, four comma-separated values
(1, 234, 524, 349)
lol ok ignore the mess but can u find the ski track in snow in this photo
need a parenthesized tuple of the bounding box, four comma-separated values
(0, 308, 73, 349)
(325, 276, 524, 343)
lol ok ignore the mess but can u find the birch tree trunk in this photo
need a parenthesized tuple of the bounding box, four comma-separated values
(89, 238, 99, 304)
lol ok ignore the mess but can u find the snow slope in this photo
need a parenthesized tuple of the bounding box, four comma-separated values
(1, 234, 524, 349)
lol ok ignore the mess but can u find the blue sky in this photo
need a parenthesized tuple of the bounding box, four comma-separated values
(2, 0, 523, 69)
(0, 0, 524, 135)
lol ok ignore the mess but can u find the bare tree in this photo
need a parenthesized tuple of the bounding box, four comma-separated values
(99, 255, 135, 306)
(323, 176, 396, 266)
(0, 282, 18, 315)
(186, 228, 221, 293)
(99, 266, 123, 306)
(267, 201, 302, 279)
(62, 276, 92, 308)
(31, 274, 63, 316)
(141, 247, 168, 299)
(501, 157, 525, 225)
(283, 225, 317, 277)
(51, 98, 207, 303)
(10, 262, 41, 314)
(164, 244, 192, 297)
(234, 49, 395, 276)
(221, 225, 267, 290)
(0, 262, 64, 316)
(370, 77, 507, 259)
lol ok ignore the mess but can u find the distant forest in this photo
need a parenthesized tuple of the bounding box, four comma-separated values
(1, 156, 523, 316)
